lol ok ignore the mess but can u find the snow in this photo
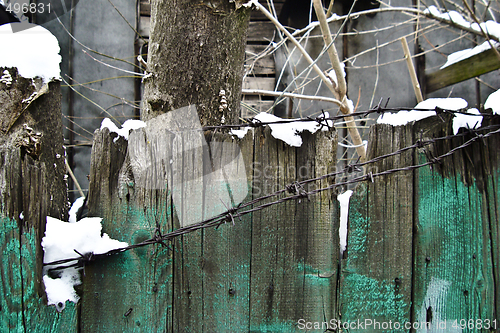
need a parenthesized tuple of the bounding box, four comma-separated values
(484, 89, 500, 115)
(42, 216, 128, 311)
(424, 5, 500, 69)
(252, 112, 332, 147)
(327, 63, 345, 86)
(0, 70, 12, 86)
(452, 108, 482, 134)
(230, 127, 250, 139)
(337, 190, 353, 256)
(100, 118, 146, 142)
(441, 41, 499, 69)
(377, 98, 468, 126)
(0, 23, 61, 84)
(68, 197, 85, 223)
(43, 268, 80, 311)
(424, 5, 500, 40)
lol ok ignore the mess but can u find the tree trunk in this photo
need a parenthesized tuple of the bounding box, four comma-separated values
(142, 0, 251, 125)
(0, 68, 75, 330)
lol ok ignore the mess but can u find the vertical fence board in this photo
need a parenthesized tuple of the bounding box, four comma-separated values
(83, 128, 173, 332)
(249, 127, 338, 332)
(341, 124, 414, 332)
(0, 73, 75, 331)
(482, 124, 500, 320)
(172, 129, 204, 332)
(202, 132, 254, 331)
(249, 126, 294, 332)
(412, 117, 498, 331)
(85, 124, 338, 332)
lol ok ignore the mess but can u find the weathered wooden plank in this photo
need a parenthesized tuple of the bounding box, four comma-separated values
(245, 45, 276, 75)
(481, 118, 500, 320)
(202, 131, 254, 331)
(425, 47, 500, 94)
(296, 130, 339, 325)
(171, 126, 204, 331)
(243, 76, 275, 91)
(249, 126, 338, 332)
(340, 123, 414, 331)
(411, 116, 498, 330)
(247, 21, 276, 42)
(0, 70, 76, 331)
(82, 128, 173, 332)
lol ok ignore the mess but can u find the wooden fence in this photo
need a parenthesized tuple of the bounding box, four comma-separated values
(1, 73, 499, 331)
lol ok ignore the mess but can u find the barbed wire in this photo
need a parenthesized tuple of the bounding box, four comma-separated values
(202, 101, 497, 131)
(44, 121, 500, 272)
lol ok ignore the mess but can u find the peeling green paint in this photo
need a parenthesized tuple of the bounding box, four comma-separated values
(342, 273, 407, 326)
(0, 215, 78, 332)
(413, 157, 496, 331)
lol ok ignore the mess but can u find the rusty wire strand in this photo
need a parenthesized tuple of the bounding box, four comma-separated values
(201, 104, 495, 131)
(44, 121, 500, 270)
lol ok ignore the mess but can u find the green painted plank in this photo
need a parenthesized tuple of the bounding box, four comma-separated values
(413, 157, 495, 332)
(484, 171, 500, 323)
(340, 124, 414, 332)
(0, 75, 77, 332)
(202, 132, 253, 332)
(250, 126, 295, 332)
(172, 129, 205, 332)
(412, 116, 499, 332)
(425, 47, 500, 94)
(85, 124, 337, 332)
(249, 127, 338, 332)
(82, 129, 173, 332)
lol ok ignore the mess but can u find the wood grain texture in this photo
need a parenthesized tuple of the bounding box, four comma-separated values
(249, 126, 339, 332)
(425, 47, 500, 94)
(84, 121, 339, 332)
(341, 117, 499, 331)
(341, 123, 414, 331)
(0, 70, 75, 331)
(411, 116, 498, 331)
(83, 127, 173, 332)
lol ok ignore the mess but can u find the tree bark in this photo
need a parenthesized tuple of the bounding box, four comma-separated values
(142, 0, 251, 126)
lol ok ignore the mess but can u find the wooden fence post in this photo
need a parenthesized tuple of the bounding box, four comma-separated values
(0, 68, 76, 331)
